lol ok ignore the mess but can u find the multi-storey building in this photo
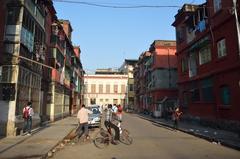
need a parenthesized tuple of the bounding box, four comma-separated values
(0, 0, 48, 136)
(134, 40, 178, 117)
(47, 19, 82, 121)
(0, 0, 7, 63)
(134, 51, 151, 112)
(119, 59, 138, 110)
(41, 0, 57, 122)
(83, 74, 128, 107)
(71, 46, 84, 114)
(172, 0, 240, 128)
(146, 40, 178, 117)
(0, 0, 84, 136)
(47, 20, 69, 121)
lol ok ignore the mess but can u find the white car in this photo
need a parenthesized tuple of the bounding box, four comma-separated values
(87, 105, 101, 127)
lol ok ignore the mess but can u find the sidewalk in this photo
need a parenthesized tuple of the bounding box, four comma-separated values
(0, 116, 77, 159)
(138, 113, 240, 151)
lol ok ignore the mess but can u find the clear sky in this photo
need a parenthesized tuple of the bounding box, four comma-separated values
(53, 0, 206, 72)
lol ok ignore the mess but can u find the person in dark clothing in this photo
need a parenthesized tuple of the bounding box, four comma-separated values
(172, 107, 182, 130)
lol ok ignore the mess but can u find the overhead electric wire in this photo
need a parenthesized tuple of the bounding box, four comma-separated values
(52, 0, 181, 9)
(52, 0, 235, 10)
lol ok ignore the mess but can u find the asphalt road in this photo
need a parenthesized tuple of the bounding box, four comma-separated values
(52, 113, 240, 159)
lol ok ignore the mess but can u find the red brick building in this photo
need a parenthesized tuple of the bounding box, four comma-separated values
(147, 40, 178, 117)
(134, 40, 178, 117)
(172, 0, 240, 127)
(0, 0, 7, 64)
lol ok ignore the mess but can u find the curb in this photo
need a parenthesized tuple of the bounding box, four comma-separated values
(40, 127, 77, 159)
(138, 115, 240, 151)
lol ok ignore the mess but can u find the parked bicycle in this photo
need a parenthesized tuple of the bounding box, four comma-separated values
(93, 124, 133, 149)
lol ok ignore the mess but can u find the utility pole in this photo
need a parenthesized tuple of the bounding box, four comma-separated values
(233, 0, 240, 57)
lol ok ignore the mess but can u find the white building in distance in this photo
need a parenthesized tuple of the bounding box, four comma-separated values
(83, 74, 128, 107)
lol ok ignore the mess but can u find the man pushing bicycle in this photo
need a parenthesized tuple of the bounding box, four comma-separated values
(104, 104, 120, 145)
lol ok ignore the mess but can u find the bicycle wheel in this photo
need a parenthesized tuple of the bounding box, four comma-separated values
(119, 129, 133, 145)
(94, 129, 111, 149)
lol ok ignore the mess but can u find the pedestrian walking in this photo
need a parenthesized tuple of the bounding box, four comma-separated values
(76, 104, 93, 140)
(116, 104, 123, 122)
(22, 101, 34, 135)
(172, 107, 182, 130)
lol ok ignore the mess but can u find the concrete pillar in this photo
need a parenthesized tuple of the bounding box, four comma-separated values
(6, 101, 17, 136)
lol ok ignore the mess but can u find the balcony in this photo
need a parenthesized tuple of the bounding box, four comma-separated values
(51, 68, 61, 83)
(51, 35, 65, 51)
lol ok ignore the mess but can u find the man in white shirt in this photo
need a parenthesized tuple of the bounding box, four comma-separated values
(104, 104, 120, 145)
(77, 104, 93, 140)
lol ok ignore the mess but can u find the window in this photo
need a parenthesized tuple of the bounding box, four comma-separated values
(129, 84, 134, 91)
(214, 0, 222, 13)
(201, 78, 214, 102)
(34, 24, 45, 44)
(91, 84, 96, 93)
(199, 46, 211, 65)
(147, 96, 152, 105)
(152, 75, 156, 88)
(0, 83, 16, 101)
(99, 84, 103, 93)
(114, 85, 118, 93)
(4, 43, 20, 54)
(22, 10, 34, 33)
(191, 88, 200, 102)
(0, 66, 17, 83)
(217, 39, 226, 58)
(189, 52, 197, 77)
(7, 7, 20, 25)
(181, 58, 188, 73)
(121, 84, 126, 93)
(183, 91, 190, 108)
(21, 27, 34, 52)
(176, 26, 185, 43)
(220, 85, 231, 105)
(106, 84, 110, 93)
(90, 98, 96, 105)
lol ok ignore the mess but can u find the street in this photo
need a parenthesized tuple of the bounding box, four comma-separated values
(52, 113, 240, 159)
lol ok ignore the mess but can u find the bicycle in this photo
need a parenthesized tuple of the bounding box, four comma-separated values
(93, 123, 133, 149)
